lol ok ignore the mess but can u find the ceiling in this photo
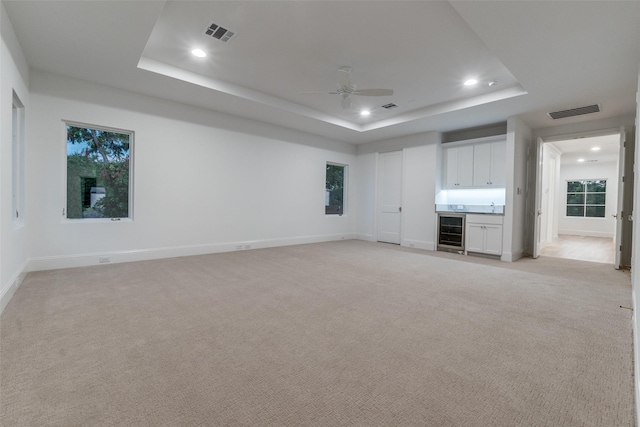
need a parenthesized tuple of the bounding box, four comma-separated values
(549, 134, 621, 165)
(4, 1, 640, 145)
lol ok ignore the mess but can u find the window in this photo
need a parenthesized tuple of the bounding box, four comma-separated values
(566, 180, 606, 218)
(12, 92, 25, 222)
(66, 122, 133, 219)
(325, 163, 345, 215)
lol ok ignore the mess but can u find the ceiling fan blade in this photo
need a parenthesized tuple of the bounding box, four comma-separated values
(352, 89, 394, 96)
(337, 66, 352, 89)
(341, 94, 352, 109)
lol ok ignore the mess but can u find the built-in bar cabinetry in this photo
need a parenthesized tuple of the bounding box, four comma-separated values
(444, 145, 474, 188)
(465, 214, 503, 256)
(442, 138, 506, 189)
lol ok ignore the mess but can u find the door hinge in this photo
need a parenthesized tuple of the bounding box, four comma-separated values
(62, 208, 65, 216)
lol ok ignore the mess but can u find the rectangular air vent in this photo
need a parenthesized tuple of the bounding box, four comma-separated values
(548, 104, 600, 120)
(204, 22, 235, 43)
(382, 103, 398, 109)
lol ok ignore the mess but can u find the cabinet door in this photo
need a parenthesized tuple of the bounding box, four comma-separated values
(483, 224, 503, 255)
(457, 145, 474, 187)
(466, 224, 485, 253)
(444, 146, 459, 188)
(473, 143, 492, 186)
(490, 141, 506, 186)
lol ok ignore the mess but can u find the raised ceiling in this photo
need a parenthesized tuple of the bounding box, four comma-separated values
(4, 1, 640, 144)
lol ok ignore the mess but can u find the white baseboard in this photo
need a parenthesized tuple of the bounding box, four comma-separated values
(501, 249, 523, 262)
(402, 239, 435, 251)
(557, 230, 614, 239)
(28, 233, 356, 272)
(355, 233, 375, 242)
(1, 259, 29, 314)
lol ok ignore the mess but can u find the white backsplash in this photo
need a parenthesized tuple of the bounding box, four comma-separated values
(436, 188, 506, 206)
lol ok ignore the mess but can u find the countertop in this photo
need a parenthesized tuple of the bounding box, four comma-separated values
(435, 204, 504, 215)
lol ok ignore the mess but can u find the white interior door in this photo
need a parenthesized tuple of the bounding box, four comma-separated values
(614, 126, 626, 269)
(533, 137, 544, 258)
(378, 151, 403, 244)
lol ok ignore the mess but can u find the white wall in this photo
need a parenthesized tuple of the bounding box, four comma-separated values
(503, 116, 530, 261)
(1, 2, 30, 312)
(26, 71, 357, 270)
(354, 152, 377, 241)
(631, 65, 640, 427)
(557, 160, 618, 238)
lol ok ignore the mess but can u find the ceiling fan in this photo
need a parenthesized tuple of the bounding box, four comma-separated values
(302, 66, 394, 109)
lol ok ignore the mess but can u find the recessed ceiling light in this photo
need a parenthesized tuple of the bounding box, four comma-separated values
(464, 79, 478, 86)
(191, 48, 207, 58)
(360, 110, 371, 117)
(577, 158, 585, 162)
(591, 146, 601, 151)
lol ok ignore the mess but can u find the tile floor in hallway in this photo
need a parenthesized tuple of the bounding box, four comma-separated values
(540, 234, 615, 264)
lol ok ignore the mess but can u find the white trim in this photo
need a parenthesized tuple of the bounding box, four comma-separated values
(500, 249, 523, 262)
(556, 229, 614, 239)
(356, 233, 375, 242)
(27, 234, 356, 272)
(0, 259, 29, 314)
(402, 239, 435, 251)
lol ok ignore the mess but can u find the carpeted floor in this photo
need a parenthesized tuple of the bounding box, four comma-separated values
(0, 240, 634, 426)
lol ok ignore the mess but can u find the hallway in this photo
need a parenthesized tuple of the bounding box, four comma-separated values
(540, 234, 615, 264)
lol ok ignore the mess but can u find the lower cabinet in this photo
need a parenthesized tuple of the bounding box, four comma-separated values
(465, 214, 503, 256)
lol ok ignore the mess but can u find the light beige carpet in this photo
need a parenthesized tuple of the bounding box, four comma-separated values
(0, 240, 634, 426)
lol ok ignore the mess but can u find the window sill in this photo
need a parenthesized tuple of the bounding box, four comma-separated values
(63, 218, 133, 224)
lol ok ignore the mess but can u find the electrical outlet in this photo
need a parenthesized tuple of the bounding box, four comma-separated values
(99, 257, 110, 263)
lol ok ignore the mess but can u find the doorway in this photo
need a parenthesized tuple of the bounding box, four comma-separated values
(534, 129, 632, 266)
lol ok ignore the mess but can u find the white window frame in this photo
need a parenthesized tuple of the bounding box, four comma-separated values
(325, 162, 348, 216)
(12, 91, 25, 225)
(63, 120, 135, 222)
(565, 179, 607, 218)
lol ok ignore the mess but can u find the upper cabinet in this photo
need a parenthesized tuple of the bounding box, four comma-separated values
(472, 140, 506, 187)
(443, 145, 474, 188)
(442, 138, 506, 189)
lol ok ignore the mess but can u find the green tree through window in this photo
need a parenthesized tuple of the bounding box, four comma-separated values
(326, 163, 345, 215)
(566, 180, 606, 218)
(66, 124, 132, 219)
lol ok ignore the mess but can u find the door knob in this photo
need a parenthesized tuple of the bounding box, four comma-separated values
(537, 211, 542, 216)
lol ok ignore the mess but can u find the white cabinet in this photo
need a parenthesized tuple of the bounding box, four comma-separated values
(443, 139, 505, 189)
(473, 140, 506, 187)
(443, 145, 474, 188)
(465, 214, 503, 256)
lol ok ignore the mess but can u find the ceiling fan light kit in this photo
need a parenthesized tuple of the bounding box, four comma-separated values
(305, 66, 394, 110)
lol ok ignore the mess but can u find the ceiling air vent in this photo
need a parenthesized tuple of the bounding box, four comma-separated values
(203, 22, 235, 43)
(547, 104, 600, 120)
(382, 103, 398, 109)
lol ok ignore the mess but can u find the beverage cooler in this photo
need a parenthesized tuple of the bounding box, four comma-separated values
(437, 214, 465, 253)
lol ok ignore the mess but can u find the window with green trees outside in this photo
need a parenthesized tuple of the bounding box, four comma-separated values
(325, 163, 345, 215)
(566, 180, 606, 218)
(66, 123, 132, 219)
